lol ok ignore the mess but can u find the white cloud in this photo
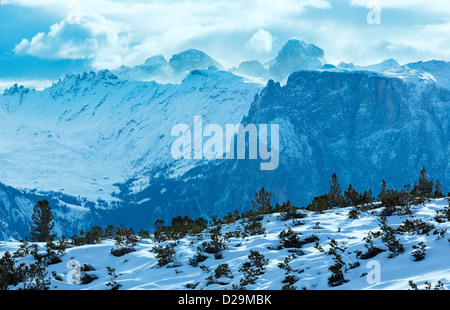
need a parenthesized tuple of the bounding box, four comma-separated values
(9, 0, 332, 69)
(13, 10, 132, 69)
(246, 29, 275, 53)
(350, 0, 450, 14)
(6, 0, 450, 71)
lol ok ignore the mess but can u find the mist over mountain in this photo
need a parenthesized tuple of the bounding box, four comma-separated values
(112, 49, 224, 84)
(0, 39, 449, 239)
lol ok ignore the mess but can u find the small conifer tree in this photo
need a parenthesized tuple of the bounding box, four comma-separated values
(343, 184, 359, 207)
(434, 180, 444, 198)
(378, 179, 387, 201)
(252, 187, 272, 215)
(29, 200, 56, 243)
(412, 167, 434, 198)
(327, 173, 343, 208)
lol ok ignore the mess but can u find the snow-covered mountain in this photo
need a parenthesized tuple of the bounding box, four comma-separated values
(0, 67, 262, 238)
(1, 198, 449, 290)
(337, 59, 450, 90)
(113, 55, 173, 83)
(384, 60, 450, 90)
(231, 60, 269, 80)
(0, 39, 449, 240)
(338, 58, 400, 72)
(134, 69, 448, 228)
(266, 39, 325, 81)
(113, 49, 223, 84)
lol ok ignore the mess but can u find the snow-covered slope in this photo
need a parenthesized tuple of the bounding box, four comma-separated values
(338, 59, 400, 72)
(384, 60, 450, 90)
(337, 59, 450, 90)
(1, 198, 449, 290)
(0, 67, 261, 203)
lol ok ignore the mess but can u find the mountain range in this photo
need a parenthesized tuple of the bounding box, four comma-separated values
(0, 39, 449, 240)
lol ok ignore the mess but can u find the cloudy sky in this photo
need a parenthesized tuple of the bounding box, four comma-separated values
(1, 0, 449, 88)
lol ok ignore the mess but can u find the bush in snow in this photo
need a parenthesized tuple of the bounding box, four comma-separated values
(348, 208, 360, 219)
(110, 225, 138, 257)
(342, 184, 373, 209)
(205, 263, 233, 286)
(411, 242, 426, 262)
(397, 218, 435, 235)
(189, 247, 208, 267)
(279, 227, 302, 249)
(306, 173, 345, 212)
(236, 250, 268, 288)
(358, 231, 384, 260)
(201, 231, 228, 259)
(275, 200, 304, 221)
(152, 243, 177, 267)
(409, 280, 445, 290)
(153, 216, 208, 242)
(326, 239, 348, 287)
(379, 217, 404, 258)
(243, 220, 266, 236)
(222, 210, 241, 225)
(41, 241, 63, 266)
(434, 199, 450, 223)
(278, 254, 297, 275)
(15, 260, 50, 290)
(138, 229, 151, 239)
(0, 252, 21, 289)
(281, 275, 299, 290)
(105, 266, 120, 290)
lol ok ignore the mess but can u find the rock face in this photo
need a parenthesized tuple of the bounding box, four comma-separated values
(124, 70, 449, 224)
(238, 70, 449, 202)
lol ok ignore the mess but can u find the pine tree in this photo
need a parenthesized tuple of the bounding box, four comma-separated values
(434, 179, 444, 198)
(360, 189, 373, 205)
(29, 200, 56, 243)
(343, 184, 359, 207)
(327, 173, 343, 208)
(378, 179, 387, 201)
(252, 187, 272, 215)
(412, 167, 434, 198)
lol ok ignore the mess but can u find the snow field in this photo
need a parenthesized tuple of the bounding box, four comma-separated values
(1, 198, 449, 290)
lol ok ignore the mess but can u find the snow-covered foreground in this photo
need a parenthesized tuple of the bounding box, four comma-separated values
(1, 198, 450, 290)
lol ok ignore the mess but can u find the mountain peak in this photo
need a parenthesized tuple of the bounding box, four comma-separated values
(144, 55, 168, 66)
(96, 69, 119, 80)
(3, 83, 30, 96)
(231, 60, 268, 78)
(268, 39, 325, 81)
(169, 49, 223, 74)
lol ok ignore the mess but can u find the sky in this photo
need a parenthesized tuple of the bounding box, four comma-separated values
(0, 0, 449, 89)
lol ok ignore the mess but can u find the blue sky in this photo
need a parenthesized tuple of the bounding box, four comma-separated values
(1, 0, 449, 89)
